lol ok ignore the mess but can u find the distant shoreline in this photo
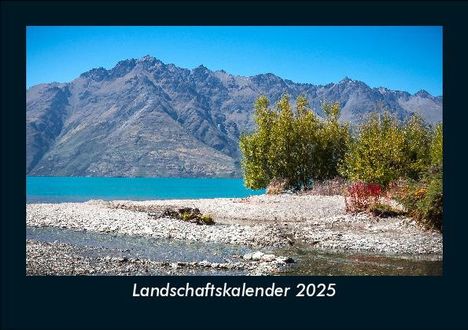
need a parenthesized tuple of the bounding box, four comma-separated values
(26, 176, 264, 203)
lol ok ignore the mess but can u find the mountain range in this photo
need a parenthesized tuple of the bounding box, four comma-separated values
(26, 55, 442, 177)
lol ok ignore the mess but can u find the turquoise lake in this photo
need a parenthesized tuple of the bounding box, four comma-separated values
(26, 176, 265, 203)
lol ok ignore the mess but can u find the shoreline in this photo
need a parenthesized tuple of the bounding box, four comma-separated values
(26, 240, 292, 276)
(26, 194, 443, 257)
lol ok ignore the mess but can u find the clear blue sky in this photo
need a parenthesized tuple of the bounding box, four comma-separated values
(26, 26, 442, 96)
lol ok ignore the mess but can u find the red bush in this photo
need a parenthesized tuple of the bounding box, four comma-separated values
(345, 182, 383, 213)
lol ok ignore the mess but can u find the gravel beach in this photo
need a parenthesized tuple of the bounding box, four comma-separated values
(26, 240, 292, 276)
(26, 194, 443, 256)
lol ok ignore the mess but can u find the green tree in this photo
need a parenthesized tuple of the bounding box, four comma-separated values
(402, 114, 432, 180)
(430, 123, 443, 170)
(316, 102, 350, 180)
(240, 95, 349, 190)
(339, 112, 439, 187)
(239, 96, 276, 189)
(268, 94, 299, 184)
(395, 123, 443, 230)
(423, 122, 443, 229)
(339, 112, 406, 186)
(295, 95, 320, 186)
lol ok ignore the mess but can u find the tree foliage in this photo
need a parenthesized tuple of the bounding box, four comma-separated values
(240, 95, 349, 190)
(338, 113, 433, 187)
(339, 113, 405, 186)
(409, 122, 443, 230)
(430, 123, 443, 169)
(339, 114, 443, 229)
(240, 95, 443, 229)
(402, 115, 432, 180)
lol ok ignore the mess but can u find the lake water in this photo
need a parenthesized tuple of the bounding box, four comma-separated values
(26, 176, 265, 203)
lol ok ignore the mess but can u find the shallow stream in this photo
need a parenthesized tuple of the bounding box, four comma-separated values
(27, 226, 442, 276)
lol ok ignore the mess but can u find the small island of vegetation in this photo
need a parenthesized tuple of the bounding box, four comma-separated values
(240, 95, 443, 231)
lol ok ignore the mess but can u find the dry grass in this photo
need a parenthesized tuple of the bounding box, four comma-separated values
(303, 177, 348, 196)
(266, 178, 290, 195)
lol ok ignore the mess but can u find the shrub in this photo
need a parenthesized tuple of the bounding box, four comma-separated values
(240, 95, 350, 191)
(394, 123, 442, 230)
(430, 123, 443, 169)
(180, 211, 193, 222)
(266, 178, 290, 195)
(339, 113, 406, 187)
(345, 182, 383, 213)
(394, 173, 442, 230)
(418, 172, 442, 229)
(340, 113, 434, 187)
(313, 103, 351, 180)
(200, 214, 215, 225)
(402, 115, 432, 180)
(163, 207, 215, 226)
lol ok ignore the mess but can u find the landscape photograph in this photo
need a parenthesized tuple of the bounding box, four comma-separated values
(26, 26, 443, 276)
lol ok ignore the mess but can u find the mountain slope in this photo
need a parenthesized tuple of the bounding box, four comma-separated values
(26, 55, 442, 177)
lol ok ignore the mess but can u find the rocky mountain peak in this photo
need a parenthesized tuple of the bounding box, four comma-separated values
(255, 72, 281, 80)
(134, 55, 164, 71)
(26, 56, 442, 177)
(193, 64, 210, 73)
(140, 54, 157, 62)
(339, 76, 353, 83)
(108, 58, 137, 78)
(337, 77, 369, 89)
(79, 67, 108, 81)
(415, 89, 432, 98)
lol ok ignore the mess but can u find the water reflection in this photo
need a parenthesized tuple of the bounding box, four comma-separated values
(277, 244, 442, 276)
